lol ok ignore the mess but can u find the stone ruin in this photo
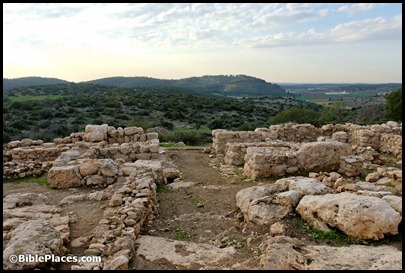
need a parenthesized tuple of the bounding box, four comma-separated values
(2, 121, 403, 270)
(3, 124, 180, 270)
(211, 121, 402, 253)
(212, 121, 402, 183)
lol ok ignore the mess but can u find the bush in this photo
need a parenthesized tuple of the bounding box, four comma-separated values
(385, 88, 402, 121)
(269, 108, 321, 126)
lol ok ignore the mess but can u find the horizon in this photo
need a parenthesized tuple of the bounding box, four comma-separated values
(4, 3, 402, 83)
(2, 74, 402, 85)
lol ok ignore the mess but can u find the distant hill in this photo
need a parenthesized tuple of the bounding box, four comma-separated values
(85, 74, 288, 97)
(3, 77, 71, 90)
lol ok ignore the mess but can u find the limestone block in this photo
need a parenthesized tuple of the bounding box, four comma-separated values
(3, 219, 64, 270)
(48, 165, 82, 189)
(296, 192, 401, 240)
(297, 141, 351, 172)
(83, 124, 108, 142)
(79, 159, 100, 176)
(100, 159, 119, 177)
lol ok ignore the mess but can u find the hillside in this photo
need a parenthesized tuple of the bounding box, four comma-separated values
(2, 83, 317, 143)
(3, 77, 71, 90)
(85, 74, 288, 98)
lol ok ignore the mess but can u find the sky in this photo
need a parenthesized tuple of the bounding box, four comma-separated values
(3, 3, 402, 84)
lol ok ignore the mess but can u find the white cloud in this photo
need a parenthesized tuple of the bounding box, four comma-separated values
(3, 3, 402, 83)
(233, 14, 402, 48)
(338, 3, 384, 14)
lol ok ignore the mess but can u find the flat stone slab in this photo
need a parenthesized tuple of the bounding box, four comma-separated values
(261, 236, 402, 270)
(166, 181, 195, 189)
(134, 235, 236, 269)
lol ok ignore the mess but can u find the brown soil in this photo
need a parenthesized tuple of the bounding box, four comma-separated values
(3, 148, 402, 270)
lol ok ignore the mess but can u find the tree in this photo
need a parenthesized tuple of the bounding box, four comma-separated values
(320, 102, 351, 124)
(269, 108, 321, 127)
(128, 116, 149, 130)
(385, 88, 402, 121)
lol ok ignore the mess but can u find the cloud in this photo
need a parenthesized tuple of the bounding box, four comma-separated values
(338, 3, 385, 14)
(329, 15, 402, 42)
(4, 3, 89, 19)
(3, 3, 401, 52)
(234, 14, 402, 48)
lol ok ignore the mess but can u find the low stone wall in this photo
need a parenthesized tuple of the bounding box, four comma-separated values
(379, 133, 402, 156)
(347, 123, 401, 149)
(212, 123, 323, 158)
(268, 123, 323, 142)
(224, 141, 300, 166)
(88, 140, 160, 162)
(48, 145, 165, 189)
(3, 144, 72, 179)
(243, 141, 352, 180)
(213, 122, 402, 173)
(72, 168, 160, 270)
(243, 146, 300, 180)
(3, 161, 53, 179)
(212, 130, 268, 159)
(3, 124, 161, 180)
(4, 145, 72, 163)
(83, 124, 158, 145)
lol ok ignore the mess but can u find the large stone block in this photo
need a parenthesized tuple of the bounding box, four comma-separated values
(296, 192, 401, 240)
(48, 165, 82, 189)
(297, 141, 351, 172)
(83, 124, 108, 142)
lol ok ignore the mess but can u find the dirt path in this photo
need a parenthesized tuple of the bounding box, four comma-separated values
(132, 148, 267, 270)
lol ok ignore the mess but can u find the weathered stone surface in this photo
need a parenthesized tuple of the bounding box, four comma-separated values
(274, 176, 333, 197)
(3, 193, 48, 209)
(83, 124, 108, 142)
(365, 172, 380, 182)
(236, 183, 296, 225)
(48, 165, 82, 189)
(79, 159, 100, 176)
(58, 194, 87, 206)
(86, 175, 106, 187)
(297, 141, 351, 172)
(3, 219, 64, 270)
(100, 159, 119, 177)
(52, 150, 81, 166)
(103, 254, 129, 270)
(260, 235, 402, 270)
(123, 126, 143, 136)
(134, 235, 237, 269)
(332, 131, 348, 143)
(109, 193, 123, 207)
(296, 192, 401, 240)
(382, 195, 402, 216)
(167, 181, 195, 189)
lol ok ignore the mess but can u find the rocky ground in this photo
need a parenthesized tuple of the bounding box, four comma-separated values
(3, 148, 402, 270)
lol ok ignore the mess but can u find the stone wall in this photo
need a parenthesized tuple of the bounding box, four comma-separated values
(213, 122, 401, 160)
(212, 130, 268, 159)
(3, 124, 160, 179)
(213, 122, 402, 180)
(88, 140, 160, 162)
(243, 141, 352, 180)
(379, 133, 402, 156)
(72, 167, 160, 270)
(224, 141, 300, 166)
(212, 123, 323, 158)
(347, 123, 401, 149)
(83, 124, 157, 145)
(47, 146, 165, 189)
(4, 144, 72, 163)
